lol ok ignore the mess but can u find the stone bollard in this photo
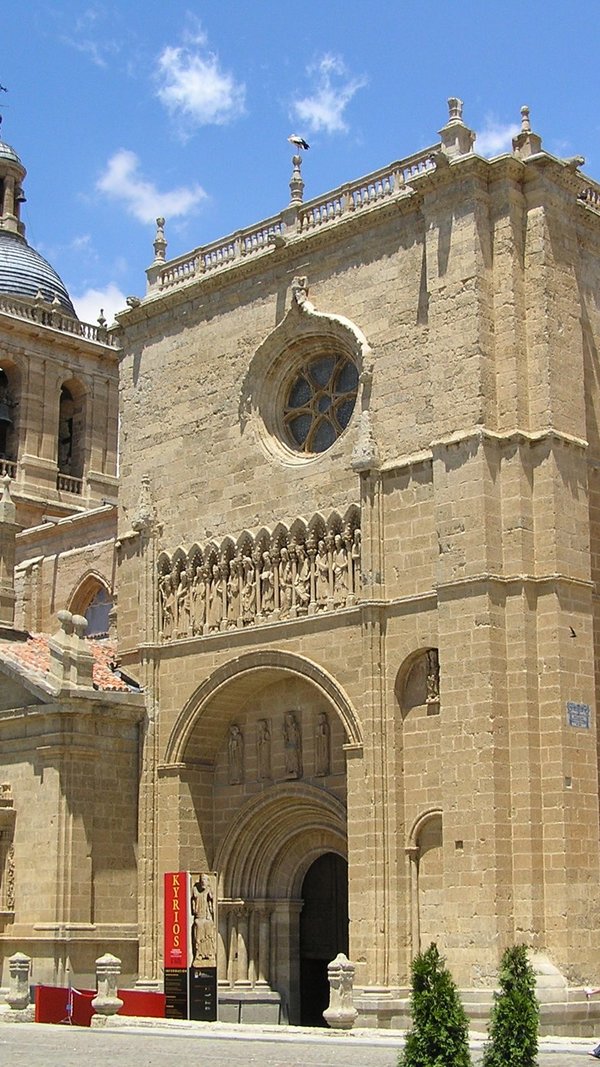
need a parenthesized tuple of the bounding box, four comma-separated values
(3, 952, 34, 1022)
(6, 952, 31, 1010)
(323, 952, 358, 1030)
(91, 953, 123, 1017)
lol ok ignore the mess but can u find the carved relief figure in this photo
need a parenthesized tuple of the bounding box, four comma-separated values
(159, 573, 174, 639)
(257, 718, 271, 780)
(176, 568, 191, 636)
(260, 551, 275, 615)
(227, 556, 241, 626)
(426, 649, 440, 703)
(315, 539, 330, 609)
(228, 724, 244, 784)
(191, 566, 207, 634)
(208, 564, 224, 630)
(315, 711, 331, 776)
(333, 533, 349, 605)
(157, 514, 361, 639)
(279, 546, 293, 618)
(294, 543, 310, 613)
(241, 554, 256, 622)
(191, 873, 216, 967)
(283, 711, 302, 779)
(351, 528, 362, 591)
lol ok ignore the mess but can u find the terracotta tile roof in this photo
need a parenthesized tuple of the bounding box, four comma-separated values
(0, 633, 137, 692)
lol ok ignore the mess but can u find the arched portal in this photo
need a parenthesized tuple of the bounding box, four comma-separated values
(300, 852, 348, 1026)
(162, 652, 361, 1024)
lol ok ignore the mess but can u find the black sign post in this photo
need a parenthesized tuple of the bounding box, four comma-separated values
(164, 967, 189, 1020)
(189, 966, 218, 1021)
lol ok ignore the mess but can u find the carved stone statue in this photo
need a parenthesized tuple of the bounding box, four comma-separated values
(257, 718, 271, 780)
(208, 563, 224, 631)
(315, 711, 331, 776)
(426, 649, 440, 703)
(315, 539, 330, 609)
(176, 568, 191, 636)
(190, 873, 216, 967)
(241, 554, 256, 623)
(159, 573, 174, 639)
(228, 723, 244, 784)
(191, 565, 207, 634)
(283, 711, 302, 779)
(227, 556, 241, 626)
(351, 528, 362, 592)
(260, 551, 275, 615)
(279, 546, 293, 618)
(294, 543, 310, 613)
(333, 533, 349, 605)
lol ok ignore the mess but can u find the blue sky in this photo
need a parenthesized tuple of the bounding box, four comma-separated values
(2, 1, 600, 323)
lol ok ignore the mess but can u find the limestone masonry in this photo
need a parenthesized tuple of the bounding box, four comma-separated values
(0, 99, 599, 1032)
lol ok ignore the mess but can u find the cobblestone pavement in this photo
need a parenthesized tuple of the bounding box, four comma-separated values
(0, 1023, 597, 1067)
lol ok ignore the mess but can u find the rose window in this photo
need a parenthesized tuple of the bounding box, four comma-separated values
(283, 354, 359, 454)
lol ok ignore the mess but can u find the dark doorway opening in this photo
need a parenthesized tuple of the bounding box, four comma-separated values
(299, 852, 348, 1027)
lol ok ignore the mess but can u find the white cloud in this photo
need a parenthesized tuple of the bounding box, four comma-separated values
(475, 120, 520, 157)
(97, 149, 206, 224)
(156, 35, 245, 128)
(291, 54, 366, 135)
(72, 282, 127, 326)
(61, 7, 120, 68)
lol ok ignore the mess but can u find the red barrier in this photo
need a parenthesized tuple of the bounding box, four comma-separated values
(118, 988, 166, 1018)
(34, 984, 166, 1024)
(35, 985, 95, 1026)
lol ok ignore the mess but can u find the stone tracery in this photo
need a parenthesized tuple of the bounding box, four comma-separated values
(157, 508, 361, 641)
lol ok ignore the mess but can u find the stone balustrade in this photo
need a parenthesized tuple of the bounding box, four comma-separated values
(0, 295, 116, 346)
(150, 145, 439, 294)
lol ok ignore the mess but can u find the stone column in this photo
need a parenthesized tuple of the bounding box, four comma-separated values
(405, 846, 420, 958)
(217, 908, 229, 985)
(235, 907, 251, 986)
(256, 905, 271, 986)
(0, 476, 21, 630)
(92, 953, 123, 1017)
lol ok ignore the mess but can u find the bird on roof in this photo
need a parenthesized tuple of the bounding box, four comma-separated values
(288, 134, 310, 151)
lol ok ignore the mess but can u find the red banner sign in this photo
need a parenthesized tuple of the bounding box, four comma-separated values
(164, 871, 189, 968)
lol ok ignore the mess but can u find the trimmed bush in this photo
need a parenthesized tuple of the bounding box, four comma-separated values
(399, 942, 471, 1067)
(482, 944, 539, 1067)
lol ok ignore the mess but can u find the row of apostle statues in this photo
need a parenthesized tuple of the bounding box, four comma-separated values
(227, 710, 331, 785)
(158, 524, 361, 640)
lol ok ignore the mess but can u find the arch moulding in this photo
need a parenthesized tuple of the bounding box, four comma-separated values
(164, 648, 364, 766)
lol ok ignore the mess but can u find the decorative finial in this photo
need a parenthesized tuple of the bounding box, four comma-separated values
(153, 217, 167, 263)
(288, 135, 308, 205)
(97, 309, 107, 328)
(289, 155, 304, 205)
(512, 104, 542, 159)
(447, 97, 463, 122)
(1, 473, 11, 502)
(438, 97, 475, 158)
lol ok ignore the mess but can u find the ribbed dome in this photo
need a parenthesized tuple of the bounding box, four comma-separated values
(0, 141, 24, 169)
(0, 230, 77, 317)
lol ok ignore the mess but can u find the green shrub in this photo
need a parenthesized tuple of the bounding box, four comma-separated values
(399, 942, 471, 1067)
(482, 944, 539, 1067)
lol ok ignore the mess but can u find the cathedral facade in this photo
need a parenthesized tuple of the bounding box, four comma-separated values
(1, 99, 600, 1031)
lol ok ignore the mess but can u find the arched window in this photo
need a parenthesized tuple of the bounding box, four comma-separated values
(0, 369, 12, 458)
(58, 379, 86, 480)
(69, 576, 113, 638)
(84, 586, 112, 637)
